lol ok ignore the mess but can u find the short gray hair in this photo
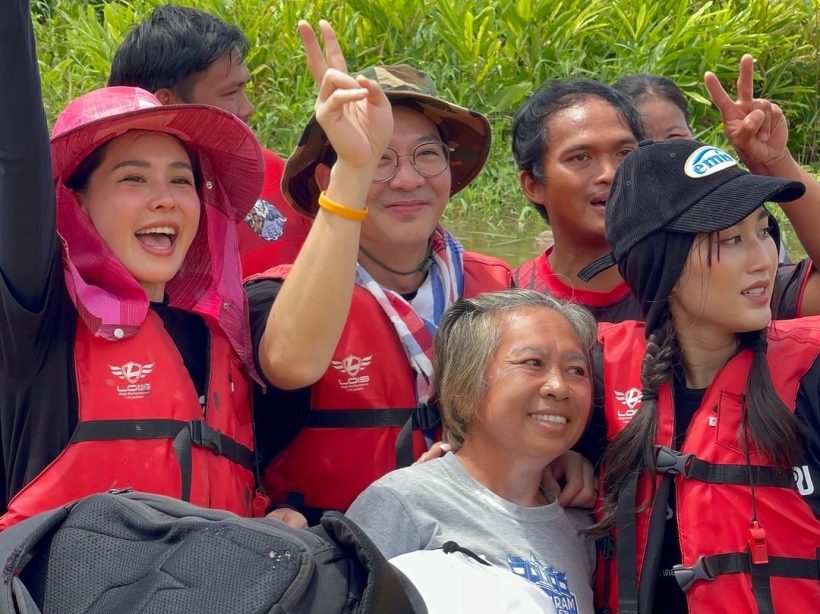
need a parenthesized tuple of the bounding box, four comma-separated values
(433, 289, 598, 448)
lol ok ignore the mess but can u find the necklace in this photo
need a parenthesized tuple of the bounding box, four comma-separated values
(359, 240, 433, 276)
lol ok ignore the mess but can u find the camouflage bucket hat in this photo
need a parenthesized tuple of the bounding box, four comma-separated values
(282, 64, 492, 217)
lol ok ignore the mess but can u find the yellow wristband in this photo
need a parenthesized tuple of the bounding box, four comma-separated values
(317, 191, 368, 222)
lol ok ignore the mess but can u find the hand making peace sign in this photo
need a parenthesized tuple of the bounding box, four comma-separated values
(705, 54, 789, 173)
(298, 20, 393, 171)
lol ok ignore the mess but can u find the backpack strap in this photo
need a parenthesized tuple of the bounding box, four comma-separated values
(9, 577, 40, 614)
(319, 512, 419, 614)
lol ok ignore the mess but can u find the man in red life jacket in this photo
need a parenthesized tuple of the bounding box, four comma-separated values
(511, 65, 820, 323)
(246, 52, 513, 524)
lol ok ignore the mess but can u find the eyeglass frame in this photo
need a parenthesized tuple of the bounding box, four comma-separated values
(372, 141, 455, 183)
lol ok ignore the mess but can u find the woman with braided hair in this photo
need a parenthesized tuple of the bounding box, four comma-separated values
(574, 137, 820, 613)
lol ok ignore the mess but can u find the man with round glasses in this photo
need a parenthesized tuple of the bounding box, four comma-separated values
(245, 61, 513, 523)
(374, 142, 453, 183)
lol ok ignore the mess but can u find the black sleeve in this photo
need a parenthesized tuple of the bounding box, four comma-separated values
(0, 0, 71, 504)
(0, 0, 58, 312)
(245, 278, 312, 466)
(775, 259, 812, 320)
(794, 356, 820, 519)
(246, 278, 283, 382)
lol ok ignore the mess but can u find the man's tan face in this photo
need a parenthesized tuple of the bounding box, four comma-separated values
(175, 48, 254, 122)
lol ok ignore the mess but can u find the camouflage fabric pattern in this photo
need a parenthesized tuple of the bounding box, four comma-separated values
(282, 64, 492, 217)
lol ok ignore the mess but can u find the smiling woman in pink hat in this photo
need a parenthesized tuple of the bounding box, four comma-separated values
(0, 0, 268, 527)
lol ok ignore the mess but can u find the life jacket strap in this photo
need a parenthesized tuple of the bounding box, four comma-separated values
(395, 402, 441, 468)
(654, 445, 794, 488)
(298, 405, 437, 468)
(596, 535, 615, 613)
(673, 548, 820, 612)
(306, 407, 415, 428)
(72, 419, 255, 502)
(615, 470, 640, 614)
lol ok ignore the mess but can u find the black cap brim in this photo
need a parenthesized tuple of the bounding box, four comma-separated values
(577, 173, 805, 283)
(666, 173, 805, 234)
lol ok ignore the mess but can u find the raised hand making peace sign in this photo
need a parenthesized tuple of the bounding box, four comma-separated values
(257, 21, 394, 393)
(706, 53, 820, 318)
(298, 20, 392, 172)
(704, 54, 789, 174)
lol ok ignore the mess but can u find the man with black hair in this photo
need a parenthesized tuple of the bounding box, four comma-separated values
(109, 4, 311, 275)
(248, 56, 513, 524)
(512, 69, 820, 322)
(512, 80, 644, 322)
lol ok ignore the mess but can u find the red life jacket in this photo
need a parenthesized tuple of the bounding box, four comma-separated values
(596, 320, 820, 613)
(0, 311, 259, 529)
(258, 252, 512, 515)
(513, 250, 641, 323)
(513, 250, 559, 295)
(238, 148, 312, 276)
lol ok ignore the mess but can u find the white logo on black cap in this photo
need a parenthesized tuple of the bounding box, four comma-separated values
(684, 146, 737, 178)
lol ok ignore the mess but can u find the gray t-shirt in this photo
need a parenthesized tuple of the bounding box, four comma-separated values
(347, 452, 595, 614)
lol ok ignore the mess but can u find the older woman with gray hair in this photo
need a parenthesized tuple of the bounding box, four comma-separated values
(347, 289, 597, 613)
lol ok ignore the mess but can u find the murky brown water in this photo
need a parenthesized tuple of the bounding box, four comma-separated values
(443, 215, 551, 267)
(444, 214, 805, 267)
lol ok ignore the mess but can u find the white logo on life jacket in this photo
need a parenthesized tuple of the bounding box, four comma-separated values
(109, 362, 154, 399)
(793, 464, 814, 496)
(684, 146, 737, 178)
(332, 355, 372, 391)
(110, 362, 154, 384)
(614, 387, 643, 422)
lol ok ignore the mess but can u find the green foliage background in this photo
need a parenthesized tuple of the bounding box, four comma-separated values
(32, 0, 818, 226)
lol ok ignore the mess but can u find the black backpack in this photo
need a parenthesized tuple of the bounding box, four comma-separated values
(0, 491, 422, 613)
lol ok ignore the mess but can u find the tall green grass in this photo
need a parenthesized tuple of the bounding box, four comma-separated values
(32, 0, 818, 225)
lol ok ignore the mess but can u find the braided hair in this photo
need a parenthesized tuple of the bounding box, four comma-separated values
(590, 315, 678, 537)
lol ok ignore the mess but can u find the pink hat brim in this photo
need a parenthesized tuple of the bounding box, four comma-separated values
(50, 103, 264, 222)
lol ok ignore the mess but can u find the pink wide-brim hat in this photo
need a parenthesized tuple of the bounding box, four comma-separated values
(51, 86, 263, 222)
(50, 87, 263, 380)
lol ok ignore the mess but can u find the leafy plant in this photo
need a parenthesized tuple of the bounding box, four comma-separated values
(33, 0, 818, 232)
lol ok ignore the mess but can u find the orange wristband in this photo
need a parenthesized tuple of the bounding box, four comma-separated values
(317, 191, 368, 222)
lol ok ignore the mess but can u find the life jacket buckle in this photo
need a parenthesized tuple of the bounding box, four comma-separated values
(672, 556, 713, 593)
(748, 521, 769, 564)
(655, 445, 692, 475)
(414, 401, 441, 431)
(188, 420, 222, 455)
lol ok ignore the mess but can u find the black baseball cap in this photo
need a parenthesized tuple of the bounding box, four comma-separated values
(577, 139, 806, 281)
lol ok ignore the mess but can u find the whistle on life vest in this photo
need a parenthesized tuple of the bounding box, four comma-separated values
(748, 521, 768, 564)
(252, 491, 271, 517)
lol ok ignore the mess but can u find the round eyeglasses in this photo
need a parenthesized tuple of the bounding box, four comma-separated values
(373, 142, 453, 183)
